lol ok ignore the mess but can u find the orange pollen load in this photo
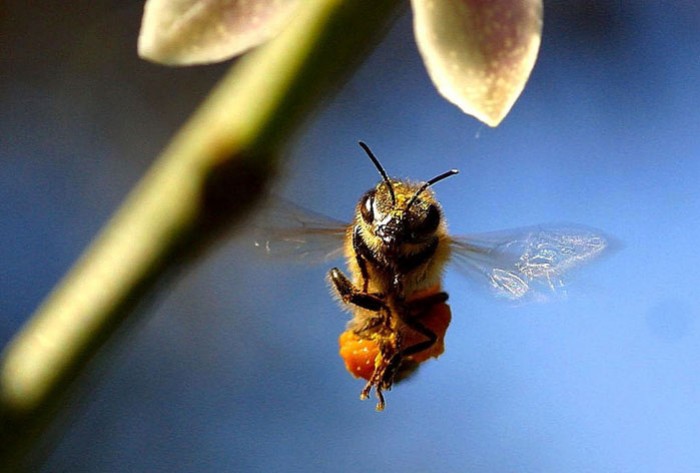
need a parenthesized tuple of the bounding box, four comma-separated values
(338, 300, 452, 381)
(338, 331, 380, 381)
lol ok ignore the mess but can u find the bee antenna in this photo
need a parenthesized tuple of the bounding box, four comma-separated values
(358, 141, 396, 205)
(406, 169, 459, 210)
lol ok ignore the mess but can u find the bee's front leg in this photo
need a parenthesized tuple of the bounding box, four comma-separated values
(328, 267, 385, 313)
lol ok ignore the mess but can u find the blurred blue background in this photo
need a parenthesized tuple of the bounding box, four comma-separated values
(2, 2, 700, 472)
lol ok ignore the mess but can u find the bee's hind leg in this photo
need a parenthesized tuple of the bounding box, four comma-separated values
(360, 358, 389, 412)
(391, 292, 449, 361)
(329, 267, 393, 411)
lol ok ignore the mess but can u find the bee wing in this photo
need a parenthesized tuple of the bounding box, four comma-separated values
(449, 224, 612, 300)
(251, 198, 349, 263)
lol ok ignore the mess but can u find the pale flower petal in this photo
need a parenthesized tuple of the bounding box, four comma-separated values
(138, 0, 300, 65)
(412, 0, 543, 126)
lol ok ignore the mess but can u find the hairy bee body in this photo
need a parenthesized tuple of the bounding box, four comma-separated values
(331, 171, 459, 410)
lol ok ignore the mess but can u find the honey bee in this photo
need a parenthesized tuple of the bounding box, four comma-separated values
(255, 142, 610, 411)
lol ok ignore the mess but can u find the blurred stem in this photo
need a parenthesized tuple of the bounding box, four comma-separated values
(0, 0, 403, 468)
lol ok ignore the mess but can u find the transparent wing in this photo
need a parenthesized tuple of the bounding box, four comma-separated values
(449, 224, 611, 300)
(250, 198, 349, 263)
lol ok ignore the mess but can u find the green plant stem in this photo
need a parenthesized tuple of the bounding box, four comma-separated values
(0, 0, 403, 468)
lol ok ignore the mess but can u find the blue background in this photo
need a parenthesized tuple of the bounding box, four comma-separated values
(2, 2, 700, 472)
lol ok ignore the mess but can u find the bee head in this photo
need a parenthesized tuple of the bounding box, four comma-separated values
(356, 142, 458, 254)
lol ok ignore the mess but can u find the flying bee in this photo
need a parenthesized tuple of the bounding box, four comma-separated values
(255, 142, 610, 411)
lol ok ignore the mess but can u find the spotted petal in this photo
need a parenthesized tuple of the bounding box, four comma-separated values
(412, 0, 543, 126)
(138, 0, 300, 65)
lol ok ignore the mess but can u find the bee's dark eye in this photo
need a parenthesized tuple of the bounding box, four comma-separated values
(415, 204, 440, 235)
(360, 191, 375, 223)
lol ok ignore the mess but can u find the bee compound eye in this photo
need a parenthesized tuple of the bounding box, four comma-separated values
(360, 191, 375, 223)
(416, 204, 440, 235)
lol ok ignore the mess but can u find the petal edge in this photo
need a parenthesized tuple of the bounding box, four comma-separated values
(138, 0, 300, 66)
